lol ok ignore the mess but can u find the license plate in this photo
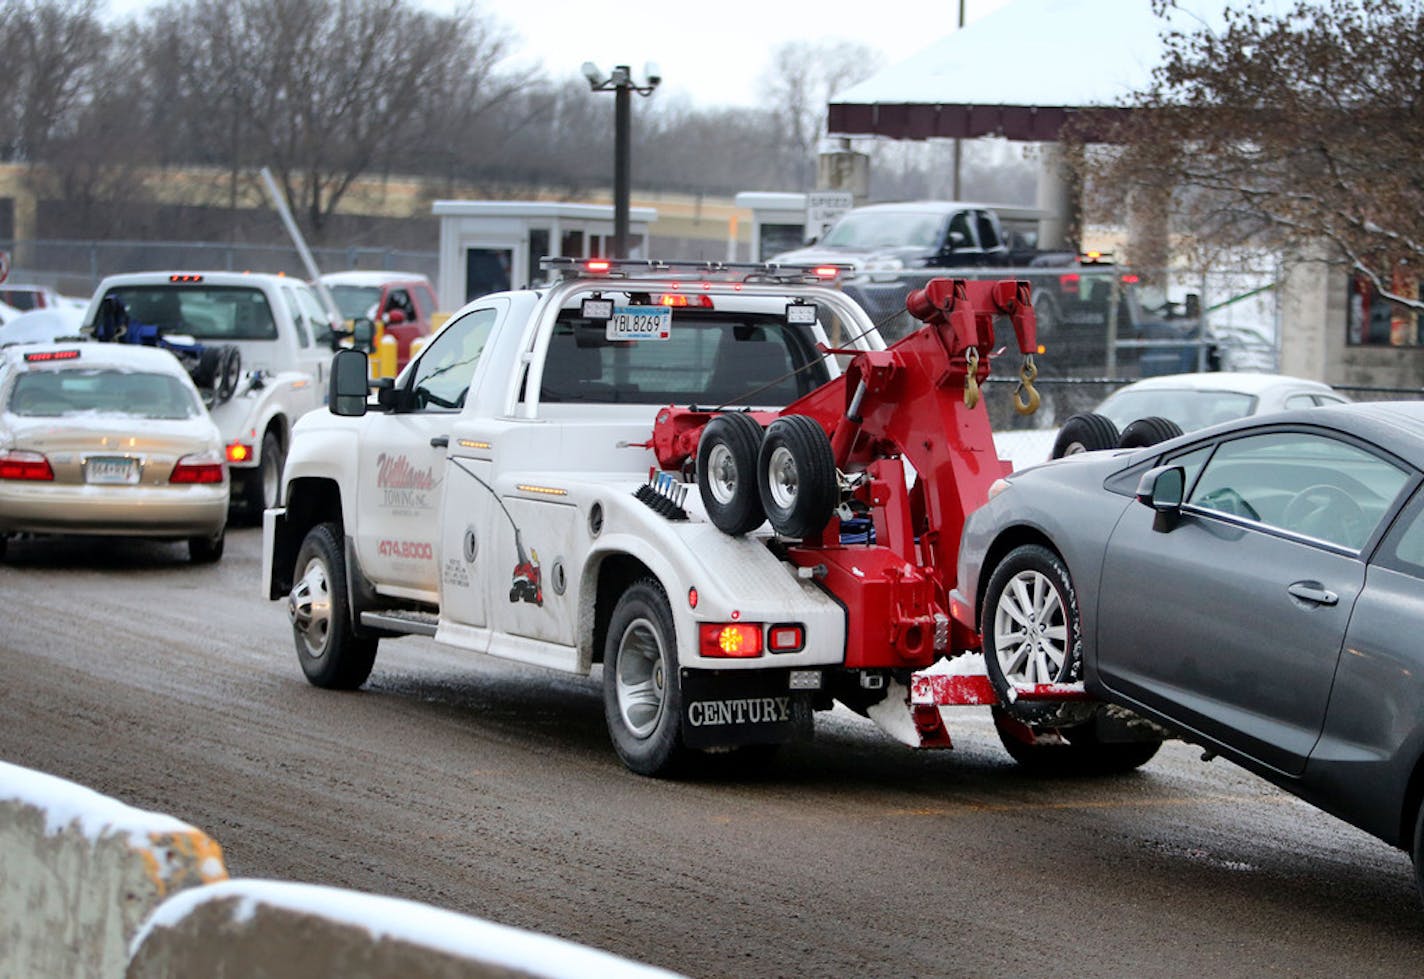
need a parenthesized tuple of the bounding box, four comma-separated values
(86, 456, 139, 485)
(606, 305, 671, 341)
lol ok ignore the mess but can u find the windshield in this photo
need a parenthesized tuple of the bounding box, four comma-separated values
(821, 212, 945, 250)
(329, 285, 382, 321)
(9, 369, 201, 418)
(540, 310, 829, 407)
(1097, 388, 1257, 432)
(99, 286, 278, 341)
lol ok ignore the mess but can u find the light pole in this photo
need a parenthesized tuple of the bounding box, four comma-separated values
(582, 61, 661, 258)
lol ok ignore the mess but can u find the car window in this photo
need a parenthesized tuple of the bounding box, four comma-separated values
(1164, 442, 1216, 495)
(281, 286, 312, 349)
(1186, 431, 1410, 549)
(10, 369, 201, 418)
(293, 285, 329, 345)
(414, 284, 437, 315)
(1098, 387, 1257, 431)
(408, 307, 497, 411)
(1377, 489, 1424, 578)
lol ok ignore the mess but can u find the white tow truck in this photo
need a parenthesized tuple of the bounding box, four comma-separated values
(83, 271, 343, 513)
(264, 258, 1143, 776)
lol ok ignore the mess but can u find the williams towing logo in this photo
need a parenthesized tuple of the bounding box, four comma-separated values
(376, 453, 437, 511)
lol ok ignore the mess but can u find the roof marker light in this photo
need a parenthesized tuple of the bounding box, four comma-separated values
(23, 349, 81, 363)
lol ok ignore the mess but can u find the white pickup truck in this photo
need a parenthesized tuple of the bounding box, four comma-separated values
(263, 258, 901, 775)
(83, 271, 341, 513)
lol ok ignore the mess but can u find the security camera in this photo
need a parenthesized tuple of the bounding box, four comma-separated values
(581, 61, 605, 87)
(644, 62, 662, 87)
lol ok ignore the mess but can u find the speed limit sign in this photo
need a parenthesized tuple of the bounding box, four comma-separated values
(0, 249, 9, 285)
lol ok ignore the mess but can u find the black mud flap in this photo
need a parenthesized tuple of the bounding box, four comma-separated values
(679, 669, 805, 749)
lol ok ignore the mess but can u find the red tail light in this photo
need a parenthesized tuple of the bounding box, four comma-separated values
(0, 450, 54, 481)
(657, 293, 714, 308)
(171, 452, 226, 484)
(699, 623, 763, 658)
(1120, 273, 1140, 284)
(1059, 272, 1080, 295)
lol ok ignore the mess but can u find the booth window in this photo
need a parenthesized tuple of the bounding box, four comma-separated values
(1349, 271, 1422, 347)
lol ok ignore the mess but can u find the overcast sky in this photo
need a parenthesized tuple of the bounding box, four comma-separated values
(478, 0, 1014, 108)
(101, 0, 1015, 109)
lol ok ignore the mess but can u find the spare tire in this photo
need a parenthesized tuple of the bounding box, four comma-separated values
(191, 347, 223, 390)
(215, 345, 242, 404)
(1118, 416, 1183, 449)
(1051, 413, 1119, 459)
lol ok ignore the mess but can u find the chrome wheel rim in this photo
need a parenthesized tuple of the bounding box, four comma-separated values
(615, 616, 666, 738)
(707, 442, 739, 506)
(767, 444, 799, 510)
(288, 556, 333, 658)
(993, 569, 1068, 685)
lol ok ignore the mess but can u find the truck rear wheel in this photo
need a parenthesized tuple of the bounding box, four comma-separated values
(240, 430, 285, 516)
(603, 578, 688, 776)
(289, 521, 377, 689)
(757, 415, 836, 539)
(697, 411, 765, 535)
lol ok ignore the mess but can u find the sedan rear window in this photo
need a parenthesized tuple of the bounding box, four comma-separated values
(9, 370, 201, 419)
(1098, 388, 1257, 431)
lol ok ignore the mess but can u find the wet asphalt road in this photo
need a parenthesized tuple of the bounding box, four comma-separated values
(3, 527, 1423, 977)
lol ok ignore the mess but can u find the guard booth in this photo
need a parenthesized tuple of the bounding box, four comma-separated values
(433, 200, 657, 311)
(734, 192, 812, 262)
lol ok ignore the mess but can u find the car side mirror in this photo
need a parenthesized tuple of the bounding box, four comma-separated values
(1135, 463, 1186, 527)
(329, 349, 370, 416)
(385, 309, 407, 325)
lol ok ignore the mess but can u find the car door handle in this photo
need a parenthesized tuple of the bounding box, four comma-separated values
(430, 435, 449, 449)
(1288, 581, 1339, 606)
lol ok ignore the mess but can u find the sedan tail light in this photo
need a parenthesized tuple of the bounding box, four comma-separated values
(170, 451, 226, 484)
(0, 450, 54, 481)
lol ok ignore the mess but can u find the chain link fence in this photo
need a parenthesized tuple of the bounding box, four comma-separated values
(0, 239, 439, 299)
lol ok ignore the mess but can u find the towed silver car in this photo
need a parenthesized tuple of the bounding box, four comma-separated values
(958, 401, 1424, 893)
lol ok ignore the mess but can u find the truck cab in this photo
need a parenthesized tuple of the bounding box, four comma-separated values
(83, 271, 340, 514)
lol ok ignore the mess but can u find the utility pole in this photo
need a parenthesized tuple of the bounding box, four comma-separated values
(951, 0, 967, 200)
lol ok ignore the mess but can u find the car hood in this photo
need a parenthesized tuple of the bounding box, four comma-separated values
(771, 244, 933, 270)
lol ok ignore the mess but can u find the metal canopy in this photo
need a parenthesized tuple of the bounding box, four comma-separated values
(827, 0, 1230, 142)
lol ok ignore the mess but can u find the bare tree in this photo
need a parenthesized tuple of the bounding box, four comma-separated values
(760, 41, 884, 189)
(0, 0, 109, 162)
(1073, 0, 1424, 309)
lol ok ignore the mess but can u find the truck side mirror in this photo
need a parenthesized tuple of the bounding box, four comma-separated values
(351, 316, 376, 349)
(329, 349, 370, 416)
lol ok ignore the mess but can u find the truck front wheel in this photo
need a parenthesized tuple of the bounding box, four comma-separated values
(603, 578, 688, 776)
(289, 521, 377, 689)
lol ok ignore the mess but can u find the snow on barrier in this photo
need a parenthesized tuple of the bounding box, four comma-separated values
(127, 879, 686, 979)
(0, 760, 228, 979)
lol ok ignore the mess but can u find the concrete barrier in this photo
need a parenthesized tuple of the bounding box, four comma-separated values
(128, 879, 685, 979)
(0, 760, 227, 979)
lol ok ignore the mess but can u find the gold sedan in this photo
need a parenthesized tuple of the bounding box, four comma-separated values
(0, 342, 229, 562)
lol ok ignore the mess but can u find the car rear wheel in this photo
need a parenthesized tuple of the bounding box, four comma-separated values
(698, 411, 765, 535)
(1117, 415, 1183, 449)
(187, 528, 225, 564)
(289, 521, 377, 689)
(992, 707, 1161, 774)
(603, 578, 688, 776)
(1051, 413, 1119, 458)
(757, 415, 836, 539)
